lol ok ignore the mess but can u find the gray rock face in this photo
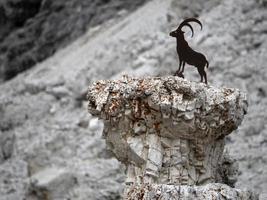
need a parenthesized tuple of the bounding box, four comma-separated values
(87, 76, 256, 199)
(127, 184, 258, 200)
(0, 159, 28, 200)
(0, 131, 15, 163)
(0, 0, 148, 81)
(29, 167, 76, 199)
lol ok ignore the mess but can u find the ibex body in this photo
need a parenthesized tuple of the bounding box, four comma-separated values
(170, 18, 209, 84)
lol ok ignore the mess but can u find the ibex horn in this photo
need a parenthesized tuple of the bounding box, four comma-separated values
(178, 18, 203, 37)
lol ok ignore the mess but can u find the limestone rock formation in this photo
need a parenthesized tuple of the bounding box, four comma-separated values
(127, 184, 258, 200)
(87, 76, 257, 199)
(0, 0, 266, 198)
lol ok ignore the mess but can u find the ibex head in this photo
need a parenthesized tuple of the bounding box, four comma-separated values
(169, 18, 202, 38)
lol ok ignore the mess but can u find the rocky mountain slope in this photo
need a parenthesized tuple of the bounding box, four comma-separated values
(0, 0, 266, 199)
(0, 0, 147, 81)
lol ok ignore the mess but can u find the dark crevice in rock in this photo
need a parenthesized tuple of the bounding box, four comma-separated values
(0, 0, 42, 42)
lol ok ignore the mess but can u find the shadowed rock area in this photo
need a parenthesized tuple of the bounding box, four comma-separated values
(0, 0, 148, 81)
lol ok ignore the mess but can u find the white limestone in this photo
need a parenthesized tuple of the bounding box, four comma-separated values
(87, 76, 257, 199)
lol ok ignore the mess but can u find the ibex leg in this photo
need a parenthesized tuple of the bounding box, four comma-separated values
(181, 61, 186, 73)
(203, 70, 207, 84)
(197, 67, 203, 82)
(174, 59, 183, 75)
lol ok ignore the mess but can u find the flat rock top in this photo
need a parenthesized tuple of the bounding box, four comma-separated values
(87, 76, 248, 139)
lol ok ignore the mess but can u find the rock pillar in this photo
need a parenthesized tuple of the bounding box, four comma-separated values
(87, 76, 258, 200)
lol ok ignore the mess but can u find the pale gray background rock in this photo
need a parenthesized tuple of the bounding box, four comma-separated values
(0, 0, 266, 199)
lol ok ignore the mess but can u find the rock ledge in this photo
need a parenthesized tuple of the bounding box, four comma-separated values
(87, 76, 257, 199)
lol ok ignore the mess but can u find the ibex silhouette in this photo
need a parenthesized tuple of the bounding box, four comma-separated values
(170, 18, 209, 84)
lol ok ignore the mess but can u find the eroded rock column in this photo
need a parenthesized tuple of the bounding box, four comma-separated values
(87, 76, 258, 200)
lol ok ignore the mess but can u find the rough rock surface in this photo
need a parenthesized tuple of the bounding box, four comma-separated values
(28, 167, 76, 199)
(87, 76, 255, 199)
(127, 183, 258, 200)
(0, 0, 266, 199)
(0, 0, 148, 81)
